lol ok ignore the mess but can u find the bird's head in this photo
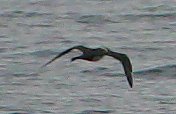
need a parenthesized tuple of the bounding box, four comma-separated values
(101, 46, 110, 53)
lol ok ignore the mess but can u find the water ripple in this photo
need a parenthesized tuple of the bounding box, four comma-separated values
(29, 50, 58, 57)
(134, 64, 176, 77)
(17, 23, 54, 28)
(76, 15, 117, 24)
(120, 12, 176, 20)
(9, 113, 30, 114)
(77, 110, 114, 114)
(0, 10, 52, 18)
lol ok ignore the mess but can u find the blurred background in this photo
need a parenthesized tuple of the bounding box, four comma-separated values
(0, 0, 176, 114)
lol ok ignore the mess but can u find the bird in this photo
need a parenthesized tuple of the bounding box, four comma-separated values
(42, 45, 133, 88)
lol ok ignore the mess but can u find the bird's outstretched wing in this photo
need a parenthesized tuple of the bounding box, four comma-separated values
(107, 50, 133, 88)
(41, 45, 91, 67)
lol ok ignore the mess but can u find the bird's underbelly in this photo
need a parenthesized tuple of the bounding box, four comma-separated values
(88, 56, 103, 61)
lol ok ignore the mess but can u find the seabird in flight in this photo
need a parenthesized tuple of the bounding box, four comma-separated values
(42, 45, 133, 88)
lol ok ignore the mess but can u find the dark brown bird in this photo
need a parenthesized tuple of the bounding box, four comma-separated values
(42, 45, 133, 88)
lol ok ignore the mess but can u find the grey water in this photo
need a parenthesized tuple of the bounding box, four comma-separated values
(0, 0, 176, 114)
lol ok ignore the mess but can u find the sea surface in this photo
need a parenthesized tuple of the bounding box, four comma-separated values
(0, 0, 176, 114)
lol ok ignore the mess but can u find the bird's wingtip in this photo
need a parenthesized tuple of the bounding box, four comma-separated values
(129, 81, 133, 88)
(126, 72, 133, 88)
(41, 63, 48, 68)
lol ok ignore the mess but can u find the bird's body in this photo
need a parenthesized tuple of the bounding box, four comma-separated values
(42, 45, 133, 88)
(72, 48, 107, 61)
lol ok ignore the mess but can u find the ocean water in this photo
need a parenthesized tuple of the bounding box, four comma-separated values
(0, 0, 176, 114)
